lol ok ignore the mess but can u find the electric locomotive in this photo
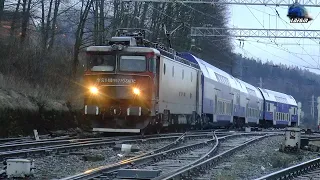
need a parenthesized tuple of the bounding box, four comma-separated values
(83, 29, 161, 133)
(83, 29, 201, 134)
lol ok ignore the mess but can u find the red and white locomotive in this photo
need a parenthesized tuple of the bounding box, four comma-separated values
(83, 29, 201, 134)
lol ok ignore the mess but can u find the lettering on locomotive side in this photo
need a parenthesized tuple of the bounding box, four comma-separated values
(96, 78, 136, 84)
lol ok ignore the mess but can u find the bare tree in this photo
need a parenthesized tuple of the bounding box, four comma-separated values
(73, 0, 93, 78)
(0, 0, 4, 22)
(48, 0, 61, 48)
(20, 0, 32, 44)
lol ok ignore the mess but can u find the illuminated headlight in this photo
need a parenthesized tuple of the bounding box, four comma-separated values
(133, 88, 140, 95)
(90, 87, 98, 94)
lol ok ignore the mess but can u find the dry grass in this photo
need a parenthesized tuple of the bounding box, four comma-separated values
(0, 42, 85, 109)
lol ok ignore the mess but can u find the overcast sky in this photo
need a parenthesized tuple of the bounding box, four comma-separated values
(226, 4, 320, 74)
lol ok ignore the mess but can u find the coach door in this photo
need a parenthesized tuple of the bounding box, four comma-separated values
(196, 71, 202, 115)
(245, 98, 249, 124)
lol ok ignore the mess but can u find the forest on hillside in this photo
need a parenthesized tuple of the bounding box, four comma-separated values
(0, 0, 234, 100)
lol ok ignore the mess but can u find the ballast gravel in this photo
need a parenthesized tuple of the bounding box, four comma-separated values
(197, 135, 319, 180)
(31, 139, 174, 179)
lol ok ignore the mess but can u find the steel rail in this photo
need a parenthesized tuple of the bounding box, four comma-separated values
(152, 132, 220, 180)
(0, 132, 217, 161)
(255, 157, 320, 180)
(1, 136, 74, 145)
(59, 132, 265, 180)
(157, 133, 274, 180)
(0, 137, 116, 151)
(58, 131, 192, 180)
(0, 134, 53, 144)
(0, 131, 222, 151)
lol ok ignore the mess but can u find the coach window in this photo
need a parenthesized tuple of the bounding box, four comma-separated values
(163, 63, 166, 75)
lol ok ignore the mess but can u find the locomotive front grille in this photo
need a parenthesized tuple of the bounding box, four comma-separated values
(99, 86, 136, 99)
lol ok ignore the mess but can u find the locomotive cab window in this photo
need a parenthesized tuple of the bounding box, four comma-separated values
(120, 56, 146, 72)
(149, 58, 157, 73)
(89, 54, 116, 72)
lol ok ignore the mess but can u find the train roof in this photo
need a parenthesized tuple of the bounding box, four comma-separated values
(86, 46, 161, 55)
(229, 76, 248, 93)
(178, 52, 246, 92)
(258, 88, 297, 106)
(238, 79, 263, 99)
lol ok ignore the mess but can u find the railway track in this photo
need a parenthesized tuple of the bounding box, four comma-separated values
(59, 131, 273, 180)
(0, 130, 227, 162)
(255, 157, 320, 180)
(153, 133, 271, 180)
(0, 134, 56, 144)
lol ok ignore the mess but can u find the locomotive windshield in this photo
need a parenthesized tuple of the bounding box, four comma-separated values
(86, 53, 148, 72)
(119, 55, 146, 72)
(88, 55, 116, 72)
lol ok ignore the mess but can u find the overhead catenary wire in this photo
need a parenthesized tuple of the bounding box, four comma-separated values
(240, 6, 309, 67)
(146, 5, 235, 68)
(125, 1, 318, 70)
(273, 8, 319, 66)
(243, 5, 318, 68)
(184, 2, 320, 71)
(178, 3, 315, 69)
(266, 6, 320, 68)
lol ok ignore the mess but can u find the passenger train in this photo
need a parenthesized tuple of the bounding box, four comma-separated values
(83, 29, 299, 134)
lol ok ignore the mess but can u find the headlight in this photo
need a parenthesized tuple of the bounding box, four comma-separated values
(133, 87, 140, 95)
(90, 87, 98, 94)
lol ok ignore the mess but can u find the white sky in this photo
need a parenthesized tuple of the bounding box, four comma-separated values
(6, 0, 320, 75)
(228, 4, 320, 74)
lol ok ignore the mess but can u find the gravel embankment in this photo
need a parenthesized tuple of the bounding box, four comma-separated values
(198, 135, 319, 180)
(31, 139, 174, 179)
